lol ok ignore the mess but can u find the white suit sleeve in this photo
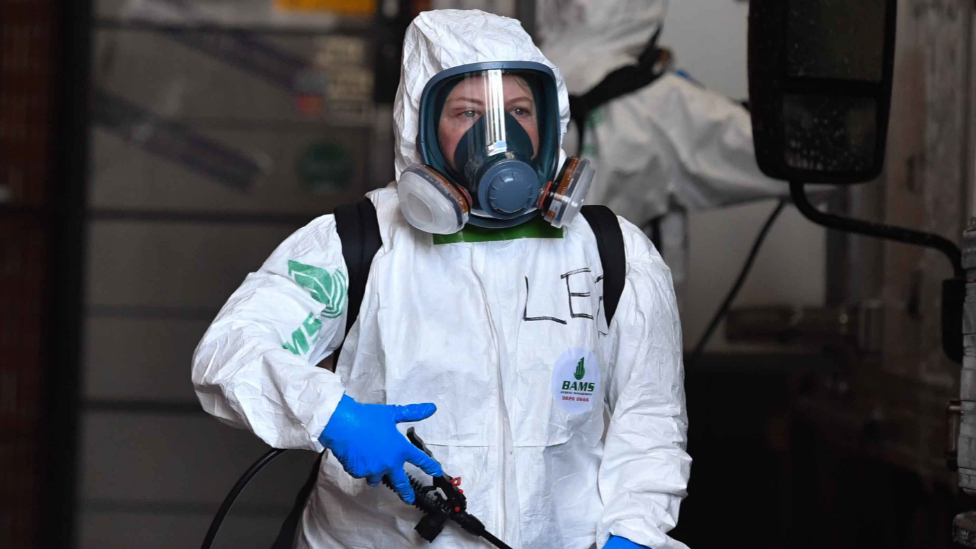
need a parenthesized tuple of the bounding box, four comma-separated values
(645, 73, 788, 210)
(597, 218, 691, 549)
(191, 215, 350, 452)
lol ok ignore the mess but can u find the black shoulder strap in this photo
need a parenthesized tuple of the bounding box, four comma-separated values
(581, 27, 665, 111)
(570, 28, 668, 152)
(271, 197, 380, 549)
(580, 205, 626, 326)
(332, 197, 382, 362)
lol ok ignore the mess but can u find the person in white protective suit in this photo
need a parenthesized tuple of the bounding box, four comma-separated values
(537, 0, 810, 307)
(192, 9, 689, 549)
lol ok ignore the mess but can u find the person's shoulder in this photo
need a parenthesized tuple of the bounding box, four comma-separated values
(258, 212, 343, 277)
(366, 185, 418, 250)
(567, 207, 655, 258)
(613, 214, 668, 269)
(568, 209, 673, 298)
(567, 208, 661, 265)
(365, 186, 400, 226)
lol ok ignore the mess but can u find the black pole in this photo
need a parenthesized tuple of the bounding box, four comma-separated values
(39, 0, 94, 546)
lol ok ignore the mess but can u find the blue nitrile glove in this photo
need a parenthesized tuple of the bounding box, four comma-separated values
(319, 394, 443, 503)
(604, 535, 651, 549)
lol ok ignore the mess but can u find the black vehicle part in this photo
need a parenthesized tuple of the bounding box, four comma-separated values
(789, 181, 962, 363)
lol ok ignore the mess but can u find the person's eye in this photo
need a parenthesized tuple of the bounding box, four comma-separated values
(512, 107, 530, 117)
(461, 110, 478, 119)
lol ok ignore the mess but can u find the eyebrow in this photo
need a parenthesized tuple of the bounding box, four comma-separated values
(446, 94, 533, 106)
(446, 96, 485, 106)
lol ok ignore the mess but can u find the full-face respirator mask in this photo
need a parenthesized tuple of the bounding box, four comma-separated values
(397, 62, 594, 235)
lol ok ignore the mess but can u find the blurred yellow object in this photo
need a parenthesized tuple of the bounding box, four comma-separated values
(274, 0, 375, 16)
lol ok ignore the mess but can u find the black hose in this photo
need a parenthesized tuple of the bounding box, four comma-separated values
(481, 531, 514, 549)
(689, 199, 787, 368)
(205, 450, 511, 549)
(201, 448, 287, 549)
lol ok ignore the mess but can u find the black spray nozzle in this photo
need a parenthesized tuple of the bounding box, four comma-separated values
(381, 428, 511, 549)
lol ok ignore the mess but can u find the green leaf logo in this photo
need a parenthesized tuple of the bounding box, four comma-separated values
(574, 357, 585, 380)
(287, 260, 348, 319)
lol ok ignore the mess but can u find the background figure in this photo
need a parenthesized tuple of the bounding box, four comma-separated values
(537, 0, 803, 308)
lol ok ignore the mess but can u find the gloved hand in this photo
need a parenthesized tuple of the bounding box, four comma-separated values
(319, 394, 443, 503)
(604, 535, 651, 549)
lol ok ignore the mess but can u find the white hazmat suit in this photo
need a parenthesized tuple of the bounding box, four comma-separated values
(538, 0, 800, 305)
(192, 9, 690, 549)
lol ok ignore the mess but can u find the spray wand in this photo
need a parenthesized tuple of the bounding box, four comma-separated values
(391, 428, 512, 549)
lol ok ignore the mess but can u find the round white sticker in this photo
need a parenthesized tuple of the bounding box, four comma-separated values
(551, 348, 600, 414)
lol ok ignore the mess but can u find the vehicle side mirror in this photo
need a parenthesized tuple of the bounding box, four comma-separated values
(748, 0, 897, 184)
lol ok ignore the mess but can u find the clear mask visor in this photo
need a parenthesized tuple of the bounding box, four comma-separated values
(436, 69, 543, 187)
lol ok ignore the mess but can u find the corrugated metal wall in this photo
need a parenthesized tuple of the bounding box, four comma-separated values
(75, 1, 398, 546)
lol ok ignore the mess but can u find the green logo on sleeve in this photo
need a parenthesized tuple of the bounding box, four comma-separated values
(287, 260, 348, 319)
(574, 358, 586, 380)
(283, 312, 323, 355)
